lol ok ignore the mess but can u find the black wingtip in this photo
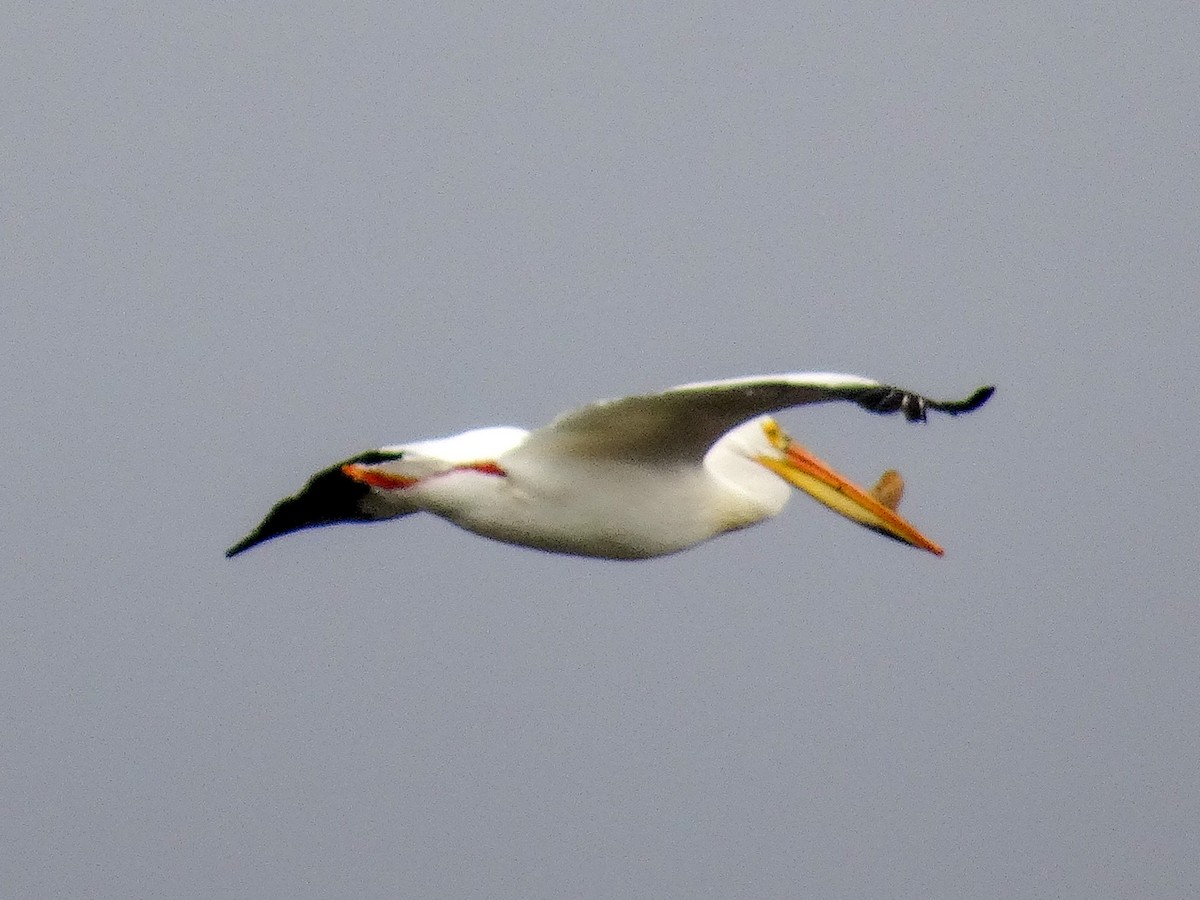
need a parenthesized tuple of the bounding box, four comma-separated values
(224, 460, 379, 559)
(936, 385, 995, 415)
(225, 535, 259, 558)
(853, 383, 996, 422)
(224, 518, 292, 558)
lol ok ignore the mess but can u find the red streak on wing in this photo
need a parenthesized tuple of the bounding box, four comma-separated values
(341, 460, 507, 490)
(343, 460, 506, 489)
(462, 461, 507, 477)
(340, 463, 417, 489)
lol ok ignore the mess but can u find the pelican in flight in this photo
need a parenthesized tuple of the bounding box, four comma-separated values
(227, 373, 993, 560)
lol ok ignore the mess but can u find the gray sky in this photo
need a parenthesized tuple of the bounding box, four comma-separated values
(4, 1, 1197, 897)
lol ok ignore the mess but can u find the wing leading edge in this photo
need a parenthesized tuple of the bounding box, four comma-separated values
(511, 373, 994, 466)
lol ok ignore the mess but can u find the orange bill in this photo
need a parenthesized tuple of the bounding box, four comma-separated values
(756, 425, 944, 555)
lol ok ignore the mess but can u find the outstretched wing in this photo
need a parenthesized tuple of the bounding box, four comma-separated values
(510, 373, 994, 467)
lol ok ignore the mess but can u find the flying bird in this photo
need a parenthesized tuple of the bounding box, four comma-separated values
(226, 373, 993, 560)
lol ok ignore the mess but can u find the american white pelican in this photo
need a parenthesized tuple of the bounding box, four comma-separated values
(226, 373, 993, 560)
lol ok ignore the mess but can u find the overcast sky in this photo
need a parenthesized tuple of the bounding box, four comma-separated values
(4, 1, 1197, 897)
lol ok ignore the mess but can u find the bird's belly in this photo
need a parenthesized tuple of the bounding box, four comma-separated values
(430, 466, 769, 559)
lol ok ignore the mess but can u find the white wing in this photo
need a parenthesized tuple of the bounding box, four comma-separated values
(510, 372, 994, 467)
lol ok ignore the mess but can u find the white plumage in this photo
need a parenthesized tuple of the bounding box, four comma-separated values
(227, 372, 993, 560)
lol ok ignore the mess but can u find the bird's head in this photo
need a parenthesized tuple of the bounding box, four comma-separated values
(716, 416, 945, 555)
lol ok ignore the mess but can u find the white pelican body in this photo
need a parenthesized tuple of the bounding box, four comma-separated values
(405, 428, 777, 559)
(227, 373, 993, 560)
